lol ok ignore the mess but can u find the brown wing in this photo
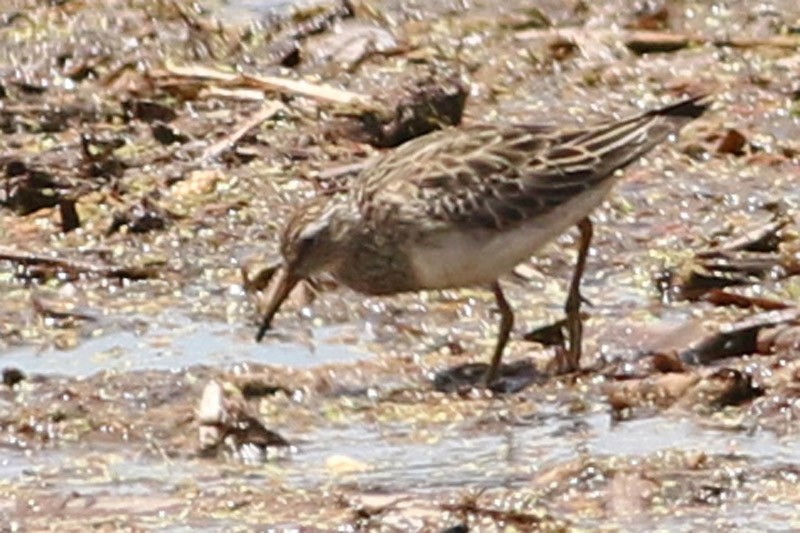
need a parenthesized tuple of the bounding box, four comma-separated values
(356, 95, 710, 230)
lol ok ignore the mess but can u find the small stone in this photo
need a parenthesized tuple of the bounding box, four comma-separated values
(198, 380, 225, 425)
(716, 128, 747, 155)
(2, 368, 26, 388)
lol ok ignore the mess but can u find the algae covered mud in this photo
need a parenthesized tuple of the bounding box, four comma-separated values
(1, 0, 800, 529)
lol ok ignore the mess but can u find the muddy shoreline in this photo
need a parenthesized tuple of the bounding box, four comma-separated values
(1, 0, 800, 529)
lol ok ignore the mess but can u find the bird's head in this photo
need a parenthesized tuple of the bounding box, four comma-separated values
(255, 197, 347, 341)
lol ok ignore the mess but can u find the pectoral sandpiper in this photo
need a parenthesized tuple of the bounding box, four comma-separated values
(255, 94, 711, 386)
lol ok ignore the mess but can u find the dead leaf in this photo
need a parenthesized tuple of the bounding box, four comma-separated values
(715, 128, 747, 155)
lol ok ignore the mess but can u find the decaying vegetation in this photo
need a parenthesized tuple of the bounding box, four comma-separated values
(1, 0, 799, 529)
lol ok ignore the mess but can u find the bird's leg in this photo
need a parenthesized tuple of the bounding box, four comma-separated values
(484, 280, 515, 387)
(555, 217, 593, 374)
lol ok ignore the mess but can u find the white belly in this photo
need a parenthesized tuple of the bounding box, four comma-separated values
(406, 181, 615, 289)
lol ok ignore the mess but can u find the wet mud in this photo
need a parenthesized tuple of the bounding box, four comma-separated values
(1, 0, 800, 529)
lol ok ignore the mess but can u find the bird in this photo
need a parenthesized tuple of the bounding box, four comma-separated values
(254, 94, 711, 386)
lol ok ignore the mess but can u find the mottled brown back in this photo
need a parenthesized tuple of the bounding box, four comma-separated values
(356, 95, 710, 230)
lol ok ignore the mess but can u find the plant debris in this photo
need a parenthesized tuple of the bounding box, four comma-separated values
(1, 0, 800, 529)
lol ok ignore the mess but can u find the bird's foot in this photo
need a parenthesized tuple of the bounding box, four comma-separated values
(549, 345, 581, 375)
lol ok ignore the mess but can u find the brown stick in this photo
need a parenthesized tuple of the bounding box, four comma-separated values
(0, 247, 158, 280)
(161, 63, 374, 107)
(240, 73, 373, 107)
(515, 27, 800, 52)
(696, 217, 788, 257)
(201, 101, 285, 161)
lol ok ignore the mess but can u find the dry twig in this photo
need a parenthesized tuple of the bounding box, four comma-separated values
(0, 247, 159, 280)
(201, 101, 285, 161)
(516, 28, 800, 53)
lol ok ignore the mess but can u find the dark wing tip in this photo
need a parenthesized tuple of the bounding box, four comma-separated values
(648, 93, 713, 120)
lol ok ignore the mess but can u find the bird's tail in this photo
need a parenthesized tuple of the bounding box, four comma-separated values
(645, 93, 712, 123)
(563, 93, 712, 178)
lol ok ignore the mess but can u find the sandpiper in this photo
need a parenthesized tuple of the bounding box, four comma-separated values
(255, 94, 710, 386)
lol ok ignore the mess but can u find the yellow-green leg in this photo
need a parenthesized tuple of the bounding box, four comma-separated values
(484, 280, 514, 386)
(554, 217, 593, 374)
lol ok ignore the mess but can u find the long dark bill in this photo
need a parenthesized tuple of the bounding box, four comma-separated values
(255, 266, 300, 342)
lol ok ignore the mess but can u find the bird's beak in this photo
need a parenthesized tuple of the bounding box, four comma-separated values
(255, 266, 300, 342)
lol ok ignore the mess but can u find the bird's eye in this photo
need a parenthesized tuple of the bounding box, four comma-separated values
(296, 233, 317, 255)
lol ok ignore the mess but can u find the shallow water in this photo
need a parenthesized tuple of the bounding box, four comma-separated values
(2, 0, 800, 528)
(1, 315, 366, 377)
(206, 0, 317, 20)
(3, 401, 797, 528)
(293, 410, 792, 491)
